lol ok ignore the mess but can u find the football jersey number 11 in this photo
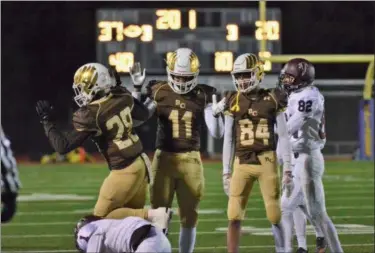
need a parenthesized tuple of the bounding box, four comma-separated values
(169, 109, 193, 139)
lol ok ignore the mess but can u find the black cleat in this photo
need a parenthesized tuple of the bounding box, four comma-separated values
(296, 247, 308, 253)
(316, 237, 328, 253)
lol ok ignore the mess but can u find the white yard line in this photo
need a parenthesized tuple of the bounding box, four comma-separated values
(204, 193, 374, 199)
(3, 243, 374, 253)
(20, 180, 374, 190)
(4, 215, 374, 227)
(3, 228, 375, 237)
(14, 205, 375, 216)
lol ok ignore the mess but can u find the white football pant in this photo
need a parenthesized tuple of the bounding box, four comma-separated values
(281, 154, 315, 252)
(295, 149, 343, 253)
(136, 227, 172, 253)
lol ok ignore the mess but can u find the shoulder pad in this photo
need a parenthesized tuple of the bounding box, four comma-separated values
(148, 80, 168, 99)
(111, 86, 131, 96)
(73, 107, 98, 132)
(148, 80, 166, 90)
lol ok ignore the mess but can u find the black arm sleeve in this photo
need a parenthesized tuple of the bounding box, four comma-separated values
(43, 122, 92, 155)
(131, 98, 150, 122)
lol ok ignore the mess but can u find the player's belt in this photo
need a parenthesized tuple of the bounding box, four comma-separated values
(130, 224, 153, 251)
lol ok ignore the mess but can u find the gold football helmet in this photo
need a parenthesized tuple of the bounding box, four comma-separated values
(73, 63, 116, 107)
(166, 48, 200, 94)
(231, 53, 265, 93)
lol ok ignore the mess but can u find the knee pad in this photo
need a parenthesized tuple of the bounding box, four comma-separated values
(227, 197, 246, 221)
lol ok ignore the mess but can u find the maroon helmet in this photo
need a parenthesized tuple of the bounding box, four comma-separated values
(279, 58, 315, 94)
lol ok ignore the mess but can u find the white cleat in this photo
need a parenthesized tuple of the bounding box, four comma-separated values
(148, 207, 173, 235)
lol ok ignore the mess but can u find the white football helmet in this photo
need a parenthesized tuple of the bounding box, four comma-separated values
(72, 63, 116, 107)
(166, 48, 200, 94)
(231, 53, 264, 93)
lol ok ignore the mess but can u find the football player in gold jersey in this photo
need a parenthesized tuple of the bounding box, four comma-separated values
(214, 53, 293, 253)
(130, 48, 225, 253)
(35, 63, 172, 233)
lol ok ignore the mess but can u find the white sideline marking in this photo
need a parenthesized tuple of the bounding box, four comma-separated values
(3, 243, 374, 253)
(15, 205, 375, 216)
(323, 175, 374, 182)
(17, 194, 95, 202)
(4, 215, 374, 227)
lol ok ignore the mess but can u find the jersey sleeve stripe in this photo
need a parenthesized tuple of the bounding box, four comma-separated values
(268, 92, 279, 111)
(153, 83, 167, 102)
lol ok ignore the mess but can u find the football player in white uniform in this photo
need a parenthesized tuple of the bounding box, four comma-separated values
(279, 58, 343, 253)
(276, 132, 327, 253)
(75, 215, 172, 253)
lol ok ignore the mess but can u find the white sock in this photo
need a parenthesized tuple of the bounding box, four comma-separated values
(272, 223, 284, 253)
(179, 227, 196, 253)
(293, 208, 307, 250)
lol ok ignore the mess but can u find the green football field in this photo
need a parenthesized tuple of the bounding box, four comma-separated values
(1, 161, 374, 253)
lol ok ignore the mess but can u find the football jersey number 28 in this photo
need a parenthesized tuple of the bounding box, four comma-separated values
(106, 107, 139, 150)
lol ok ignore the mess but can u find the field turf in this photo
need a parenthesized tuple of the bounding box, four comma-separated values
(1, 161, 374, 252)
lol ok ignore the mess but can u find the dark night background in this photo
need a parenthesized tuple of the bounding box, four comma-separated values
(1, 1, 374, 158)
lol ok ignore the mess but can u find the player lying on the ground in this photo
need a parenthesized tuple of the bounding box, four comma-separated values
(279, 58, 343, 253)
(35, 63, 171, 232)
(129, 48, 225, 253)
(75, 215, 172, 253)
(214, 53, 293, 253)
(1, 125, 21, 223)
(276, 131, 327, 253)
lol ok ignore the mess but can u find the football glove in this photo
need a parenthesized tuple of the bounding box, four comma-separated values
(223, 173, 231, 196)
(129, 62, 146, 90)
(212, 94, 226, 117)
(282, 171, 294, 198)
(36, 100, 55, 123)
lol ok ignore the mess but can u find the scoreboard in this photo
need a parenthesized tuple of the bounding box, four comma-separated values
(96, 8, 282, 74)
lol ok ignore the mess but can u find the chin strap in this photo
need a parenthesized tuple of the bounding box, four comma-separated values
(230, 91, 241, 112)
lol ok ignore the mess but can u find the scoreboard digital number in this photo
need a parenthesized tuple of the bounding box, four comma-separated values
(96, 8, 281, 74)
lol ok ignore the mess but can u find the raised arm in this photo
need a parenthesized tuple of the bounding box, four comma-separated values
(36, 101, 93, 155)
(129, 63, 157, 124)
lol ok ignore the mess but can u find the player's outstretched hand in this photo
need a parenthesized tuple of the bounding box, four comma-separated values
(212, 94, 226, 117)
(282, 171, 294, 198)
(223, 173, 231, 196)
(36, 100, 54, 123)
(129, 62, 146, 90)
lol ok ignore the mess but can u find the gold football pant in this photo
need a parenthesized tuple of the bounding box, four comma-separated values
(93, 156, 148, 219)
(150, 149, 204, 228)
(227, 151, 281, 224)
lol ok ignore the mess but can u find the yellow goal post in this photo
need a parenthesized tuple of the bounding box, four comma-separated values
(262, 54, 375, 160)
